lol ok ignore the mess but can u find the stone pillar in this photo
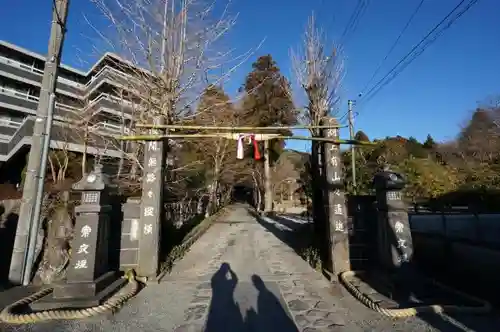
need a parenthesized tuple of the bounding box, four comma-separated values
(373, 169, 413, 273)
(322, 118, 350, 275)
(30, 164, 126, 310)
(138, 116, 165, 278)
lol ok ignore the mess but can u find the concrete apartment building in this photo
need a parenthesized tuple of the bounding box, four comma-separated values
(0, 40, 137, 183)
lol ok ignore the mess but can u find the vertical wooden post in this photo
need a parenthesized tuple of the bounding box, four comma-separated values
(264, 139, 272, 213)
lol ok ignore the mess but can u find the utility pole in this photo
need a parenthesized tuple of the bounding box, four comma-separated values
(9, 0, 70, 285)
(348, 100, 356, 189)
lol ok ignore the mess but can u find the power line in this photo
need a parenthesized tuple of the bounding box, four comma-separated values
(359, 0, 478, 105)
(360, 0, 426, 94)
(340, 0, 370, 46)
(340, 1, 362, 42)
(359, 0, 479, 107)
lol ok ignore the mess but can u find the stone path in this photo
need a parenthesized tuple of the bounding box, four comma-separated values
(2, 204, 499, 331)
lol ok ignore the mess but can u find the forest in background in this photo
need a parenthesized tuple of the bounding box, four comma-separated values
(295, 97, 500, 210)
(2, 54, 499, 212)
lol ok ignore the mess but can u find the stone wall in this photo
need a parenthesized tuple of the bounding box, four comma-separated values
(409, 212, 500, 303)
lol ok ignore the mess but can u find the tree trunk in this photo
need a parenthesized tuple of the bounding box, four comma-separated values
(206, 156, 221, 217)
(205, 179, 219, 218)
(252, 171, 261, 211)
(35, 192, 73, 284)
(197, 196, 204, 214)
(223, 186, 233, 205)
(130, 142, 139, 180)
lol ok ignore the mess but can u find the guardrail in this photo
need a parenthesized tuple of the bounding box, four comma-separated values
(0, 86, 39, 102)
(90, 122, 131, 134)
(0, 119, 22, 129)
(85, 65, 134, 88)
(0, 85, 134, 116)
(0, 54, 44, 75)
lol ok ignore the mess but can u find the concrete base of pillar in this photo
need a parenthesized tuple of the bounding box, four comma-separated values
(29, 272, 126, 311)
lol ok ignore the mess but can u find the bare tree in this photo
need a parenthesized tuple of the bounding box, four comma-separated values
(290, 14, 344, 132)
(84, 0, 259, 206)
(289, 13, 345, 256)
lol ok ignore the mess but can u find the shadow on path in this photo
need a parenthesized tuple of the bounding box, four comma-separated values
(246, 275, 299, 332)
(247, 209, 312, 255)
(205, 262, 243, 332)
(204, 263, 298, 332)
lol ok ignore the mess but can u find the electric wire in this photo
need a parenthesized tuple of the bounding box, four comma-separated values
(359, 0, 479, 108)
(360, 0, 479, 107)
(340, 0, 370, 46)
(360, 0, 426, 94)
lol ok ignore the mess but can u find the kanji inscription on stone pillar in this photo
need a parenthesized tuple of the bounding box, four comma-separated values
(373, 170, 414, 271)
(385, 191, 414, 268)
(138, 116, 165, 278)
(322, 117, 351, 275)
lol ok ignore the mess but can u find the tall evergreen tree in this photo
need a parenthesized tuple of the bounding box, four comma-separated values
(238, 55, 296, 210)
(423, 134, 437, 150)
(241, 55, 296, 127)
(241, 54, 297, 160)
(354, 130, 370, 142)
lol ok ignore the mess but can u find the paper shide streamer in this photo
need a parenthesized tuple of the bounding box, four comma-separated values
(236, 134, 261, 160)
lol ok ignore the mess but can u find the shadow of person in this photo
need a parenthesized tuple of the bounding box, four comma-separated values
(205, 262, 244, 332)
(251, 274, 299, 332)
(244, 307, 258, 331)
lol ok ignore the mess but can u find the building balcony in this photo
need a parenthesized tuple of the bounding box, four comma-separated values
(0, 55, 81, 97)
(0, 54, 139, 100)
(0, 116, 129, 161)
(0, 87, 135, 122)
(82, 93, 136, 119)
(0, 118, 22, 137)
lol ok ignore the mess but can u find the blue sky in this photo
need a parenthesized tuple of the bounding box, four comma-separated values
(1, 0, 498, 153)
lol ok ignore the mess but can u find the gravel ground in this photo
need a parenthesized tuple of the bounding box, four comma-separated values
(2, 204, 498, 332)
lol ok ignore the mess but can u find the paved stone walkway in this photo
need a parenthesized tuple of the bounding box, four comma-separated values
(2, 204, 499, 331)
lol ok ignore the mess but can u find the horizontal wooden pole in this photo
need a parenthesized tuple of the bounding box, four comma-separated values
(135, 124, 347, 130)
(116, 134, 376, 146)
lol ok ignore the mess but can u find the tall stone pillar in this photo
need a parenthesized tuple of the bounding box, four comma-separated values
(30, 164, 126, 310)
(138, 116, 166, 278)
(373, 169, 413, 274)
(322, 117, 350, 276)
